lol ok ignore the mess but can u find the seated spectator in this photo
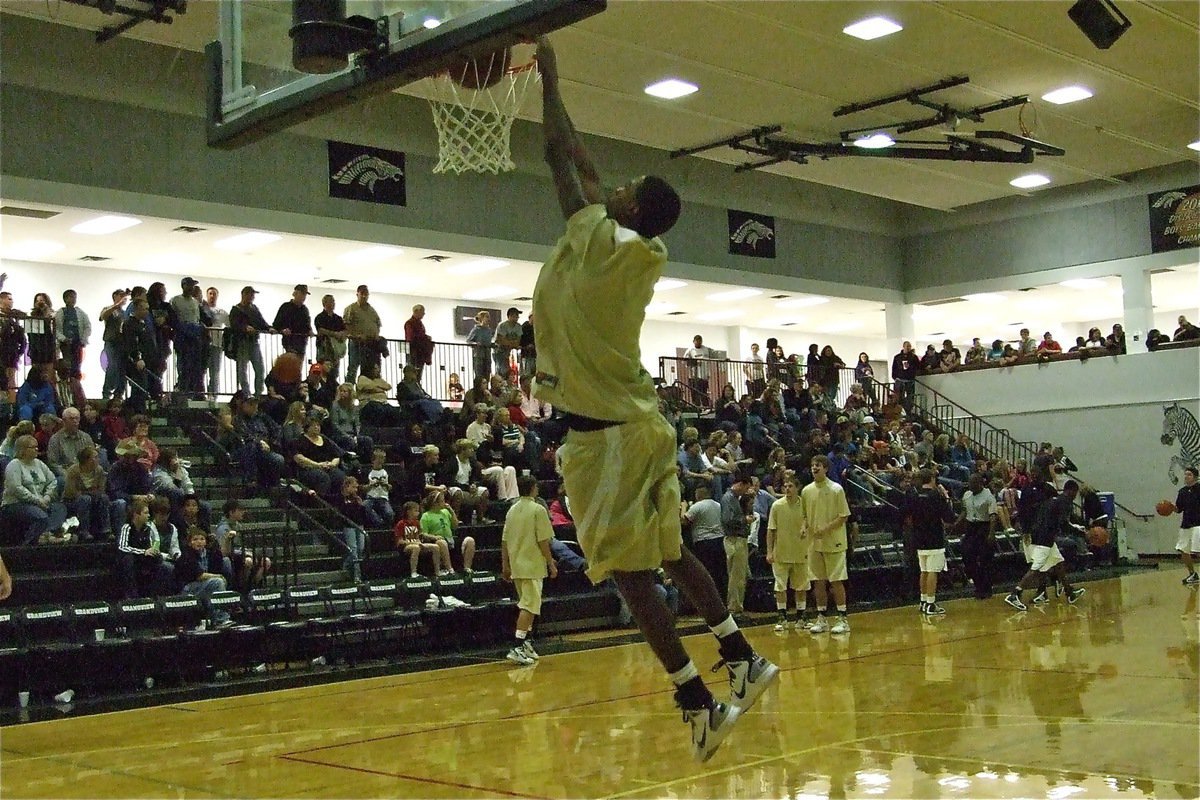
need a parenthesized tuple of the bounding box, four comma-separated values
(938, 339, 961, 372)
(1067, 336, 1087, 353)
(148, 496, 182, 565)
(173, 527, 232, 625)
(998, 344, 1020, 366)
(213, 405, 242, 460)
(234, 395, 285, 489)
(46, 406, 95, 485)
(447, 372, 464, 402)
(394, 499, 449, 578)
(356, 363, 402, 426)
(101, 400, 130, 450)
(363, 448, 396, 527)
(263, 352, 305, 421)
(214, 498, 271, 591)
(984, 339, 1003, 361)
(491, 407, 526, 469)
(34, 413, 60, 455)
(396, 364, 443, 424)
(460, 375, 491, 422)
(172, 494, 214, 543)
(279, 400, 311, 458)
(964, 338, 986, 365)
(465, 405, 492, 447)
(1, 420, 36, 469)
(151, 447, 196, 507)
(442, 439, 492, 524)
(547, 483, 574, 536)
(305, 361, 337, 410)
(293, 414, 346, 497)
(332, 476, 369, 582)
(16, 367, 55, 422)
(1173, 315, 1200, 341)
(420, 488, 475, 574)
(130, 415, 159, 472)
(63, 445, 110, 542)
(1084, 327, 1107, 349)
(118, 498, 174, 598)
(52, 358, 85, 413)
(473, 436, 520, 503)
(79, 402, 112, 466)
(1, 433, 71, 545)
(107, 437, 155, 534)
(329, 383, 373, 457)
(1038, 331, 1063, 354)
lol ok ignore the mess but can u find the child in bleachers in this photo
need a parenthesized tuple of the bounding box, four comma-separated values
(364, 448, 395, 527)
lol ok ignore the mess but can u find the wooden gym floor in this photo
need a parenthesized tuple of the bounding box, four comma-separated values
(2, 567, 1197, 799)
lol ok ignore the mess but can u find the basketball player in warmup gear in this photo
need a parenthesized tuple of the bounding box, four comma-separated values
(531, 37, 778, 763)
(1173, 466, 1200, 585)
(1004, 479, 1086, 611)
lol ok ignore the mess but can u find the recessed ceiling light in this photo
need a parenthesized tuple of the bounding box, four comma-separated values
(1189, 140, 1200, 152)
(698, 309, 744, 321)
(645, 302, 677, 315)
(963, 292, 1005, 303)
(463, 286, 517, 301)
(853, 133, 894, 149)
(337, 245, 403, 263)
(446, 257, 508, 275)
(644, 79, 698, 100)
(215, 231, 282, 251)
(654, 279, 688, 292)
(1060, 278, 1107, 289)
(70, 215, 142, 235)
(843, 16, 903, 40)
(4, 239, 65, 259)
(422, 17, 441, 29)
(776, 295, 830, 309)
(1010, 174, 1051, 189)
(706, 288, 761, 302)
(1041, 86, 1093, 105)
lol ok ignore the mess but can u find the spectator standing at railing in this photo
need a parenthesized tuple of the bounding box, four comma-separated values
(202, 287, 229, 399)
(495, 307, 523, 379)
(16, 367, 54, 423)
(98, 289, 128, 401)
(27, 293, 56, 381)
(0, 291, 27, 405)
(1037, 332, 1062, 355)
(466, 310, 495, 382)
(1017, 328, 1037, 360)
(818, 346, 845, 398)
(273, 284, 313, 357)
(314, 294, 347, 382)
(1173, 315, 1200, 342)
(168, 278, 203, 394)
(519, 312, 537, 378)
(1105, 323, 1126, 354)
(228, 286, 272, 397)
(403, 304, 434, 383)
(146, 283, 175, 393)
(963, 338, 985, 366)
(684, 334, 718, 400)
(53, 289, 91, 380)
(853, 352, 876, 409)
(891, 341, 918, 411)
(344, 285, 382, 385)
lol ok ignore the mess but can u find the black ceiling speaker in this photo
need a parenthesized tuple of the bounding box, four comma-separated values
(1068, 0, 1132, 50)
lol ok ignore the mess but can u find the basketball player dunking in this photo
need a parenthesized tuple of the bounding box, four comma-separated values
(530, 37, 778, 763)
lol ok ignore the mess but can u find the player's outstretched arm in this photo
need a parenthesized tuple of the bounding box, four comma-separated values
(537, 37, 588, 219)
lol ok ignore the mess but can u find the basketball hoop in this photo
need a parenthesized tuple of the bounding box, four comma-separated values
(425, 45, 539, 175)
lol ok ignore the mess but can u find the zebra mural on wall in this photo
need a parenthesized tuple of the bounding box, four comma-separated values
(1161, 402, 1200, 484)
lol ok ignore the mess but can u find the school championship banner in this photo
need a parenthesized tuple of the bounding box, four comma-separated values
(1148, 184, 1200, 253)
(328, 140, 407, 207)
(727, 209, 776, 258)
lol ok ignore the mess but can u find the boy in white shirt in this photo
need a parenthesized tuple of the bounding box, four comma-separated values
(363, 449, 395, 527)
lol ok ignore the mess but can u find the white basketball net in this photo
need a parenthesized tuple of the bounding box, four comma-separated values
(427, 57, 539, 175)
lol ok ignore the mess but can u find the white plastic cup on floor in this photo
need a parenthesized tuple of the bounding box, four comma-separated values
(521, 469, 531, 477)
(93, 629, 105, 642)
(18, 691, 29, 708)
(53, 689, 74, 704)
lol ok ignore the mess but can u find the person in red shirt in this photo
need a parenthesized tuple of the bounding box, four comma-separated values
(1037, 332, 1063, 353)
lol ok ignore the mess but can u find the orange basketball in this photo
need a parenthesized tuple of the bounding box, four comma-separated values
(1156, 500, 1176, 517)
(1086, 525, 1110, 548)
(449, 47, 511, 90)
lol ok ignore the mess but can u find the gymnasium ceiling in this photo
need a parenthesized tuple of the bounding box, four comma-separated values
(1, 1, 1197, 212)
